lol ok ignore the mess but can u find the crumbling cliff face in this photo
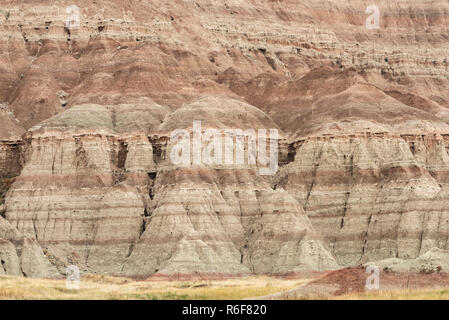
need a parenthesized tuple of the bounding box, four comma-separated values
(276, 133, 449, 266)
(3, 100, 338, 276)
(0, 0, 448, 277)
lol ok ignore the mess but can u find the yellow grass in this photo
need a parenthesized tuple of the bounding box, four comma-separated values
(3, 274, 449, 299)
(334, 288, 449, 300)
(0, 274, 304, 300)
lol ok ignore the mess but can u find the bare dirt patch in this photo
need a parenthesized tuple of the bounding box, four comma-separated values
(252, 267, 449, 299)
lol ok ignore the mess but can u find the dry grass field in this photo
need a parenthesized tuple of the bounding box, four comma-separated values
(334, 289, 449, 300)
(0, 274, 305, 300)
(3, 273, 449, 300)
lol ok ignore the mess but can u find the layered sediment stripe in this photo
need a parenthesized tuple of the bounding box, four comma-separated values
(277, 134, 449, 266)
(122, 166, 338, 276)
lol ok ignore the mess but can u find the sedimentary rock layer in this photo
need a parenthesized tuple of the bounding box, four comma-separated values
(276, 132, 449, 266)
(0, 0, 448, 277)
(4, 101, 338, 276)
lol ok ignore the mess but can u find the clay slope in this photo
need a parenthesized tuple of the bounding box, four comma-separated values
(4, 98, 338, 276)
(0, 0, 448, 277)
(0, 215, 59, 277)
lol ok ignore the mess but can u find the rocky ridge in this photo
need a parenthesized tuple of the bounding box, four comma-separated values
(0, 0, 448, 277)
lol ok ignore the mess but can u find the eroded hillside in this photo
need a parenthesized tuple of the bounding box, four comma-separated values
(0, 0, 448, 277)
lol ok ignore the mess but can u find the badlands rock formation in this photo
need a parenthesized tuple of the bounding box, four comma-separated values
(0, 0, 448, 277)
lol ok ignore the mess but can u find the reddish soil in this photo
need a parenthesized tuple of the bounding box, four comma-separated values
(297, 267, 449, 297)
